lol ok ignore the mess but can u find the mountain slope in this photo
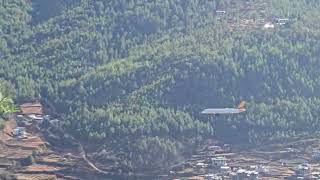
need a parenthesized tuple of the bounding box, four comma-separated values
(1, 0, 320, 173)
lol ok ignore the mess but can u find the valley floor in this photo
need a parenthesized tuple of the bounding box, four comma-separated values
(168, 138, 320, 179)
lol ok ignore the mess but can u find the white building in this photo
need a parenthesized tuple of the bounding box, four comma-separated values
(221, 165, 231, 174)
(196, 162, 208, 169)
(275, 18, 289, 25)
(295, 163, 310, 177)
(235, 169, 258, 180)
(211, 156, 227, 167)
(215, 10, 226, 20)
(27, 114, 44, 121)
(12, 127, 27, 139)
(216, 10, 226, 15)
(204, 174, 223, 180)
(312, 149, 320, 161)
(263, 22, 274, 29)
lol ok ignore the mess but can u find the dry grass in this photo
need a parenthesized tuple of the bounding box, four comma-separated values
(23, 164, 64, 173)
(15, 173, 57, 180)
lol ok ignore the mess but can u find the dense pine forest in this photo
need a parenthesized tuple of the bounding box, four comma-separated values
(1, 0, 320, 173)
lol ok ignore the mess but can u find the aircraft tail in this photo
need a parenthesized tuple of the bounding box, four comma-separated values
(237, 101, 246, 109)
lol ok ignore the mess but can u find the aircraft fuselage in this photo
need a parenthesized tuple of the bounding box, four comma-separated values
(201, 108, 246, 115)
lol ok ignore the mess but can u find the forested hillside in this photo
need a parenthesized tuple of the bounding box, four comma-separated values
(0, 79, 17, 130)
(1, 0, 320, 173)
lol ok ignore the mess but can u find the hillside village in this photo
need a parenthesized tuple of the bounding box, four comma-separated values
(0, 101, 123, 179)
(0, 101, 69, 179)
(168, 138, 320, 179)
(214, 0, 290, 31)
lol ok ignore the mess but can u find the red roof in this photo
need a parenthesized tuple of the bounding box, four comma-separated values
(20, 102, 43, 115)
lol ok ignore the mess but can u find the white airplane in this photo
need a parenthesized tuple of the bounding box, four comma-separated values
(201, 101, 246, 115)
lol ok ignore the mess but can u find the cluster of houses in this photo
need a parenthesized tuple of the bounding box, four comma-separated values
(176, 142, 320, 180)
(286, 148, 320, 179)
(233, 169, 259, 180)
(12, 101, 43, 140)
(197, 155, 262, 180)
(263, 17, 290, 29)
(208, 148, 320, 180)
(192, 144, 263, 180)
(11, 101, 46, 140)
(214, 8, 290, 30)
(220, 159, 262, 179)
(286, 163, 320, 179)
